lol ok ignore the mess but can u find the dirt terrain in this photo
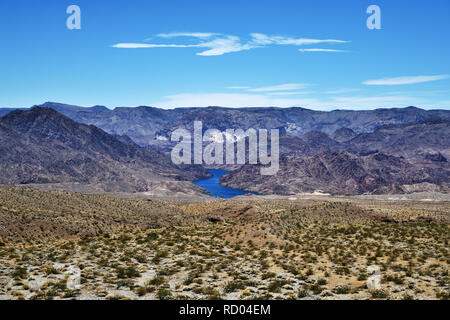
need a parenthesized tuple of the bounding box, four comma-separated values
(0, 185, 448, 300)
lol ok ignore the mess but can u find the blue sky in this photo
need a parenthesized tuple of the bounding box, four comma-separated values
(0, 0, 449, 110)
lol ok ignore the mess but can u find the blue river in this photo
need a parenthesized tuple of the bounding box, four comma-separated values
(194, 169, 255, 199)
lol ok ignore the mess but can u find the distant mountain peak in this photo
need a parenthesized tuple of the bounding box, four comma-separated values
(89, 105, 110, 112)
(3, 106, 74, 124)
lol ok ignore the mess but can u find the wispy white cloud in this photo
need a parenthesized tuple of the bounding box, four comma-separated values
(113, 35, 253, 56)
(364, 75, 449, 85)
(112, 43, 198, 48)
(112, 32, 348, 56)
(325, 88, 361, 94)
(298, 48, 347, 53)
(250, 33, 347, 46)
(153, 93, 317, 108)
(266, 91, 314, 96)
(156, 32, 218, 38)
(152, 92, 423, 110)
(248, 83, 310, 92)
(196, 35, 254, 56)
(227, 86, 251, 89)
(330, 95, 419, 108)
(384, 89, 450, 96)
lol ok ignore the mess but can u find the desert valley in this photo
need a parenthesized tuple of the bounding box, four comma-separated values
(0, 103, 448, 300)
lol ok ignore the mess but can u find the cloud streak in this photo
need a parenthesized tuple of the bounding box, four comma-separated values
(266, 91, 314, 96)
(247, 83, 310, 92)
(364, 75, 449, 85)
(298, 48, 347, 53)
(112, 43, 197, 49)
(250, 33, 347, 46)
(156, 32, 218, 38)
(325, 88, 361, 94)
(152, 92, 423, 110)
(112, 32, 348, 56)
(227, 86, 251, 89)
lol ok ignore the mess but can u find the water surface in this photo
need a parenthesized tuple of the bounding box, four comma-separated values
(194, 169, 255, 199)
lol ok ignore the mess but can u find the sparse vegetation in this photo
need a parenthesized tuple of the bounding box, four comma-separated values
(0, 186, 448, 300)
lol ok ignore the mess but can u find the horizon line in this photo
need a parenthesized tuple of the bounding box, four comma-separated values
(1, 102, 448, 113)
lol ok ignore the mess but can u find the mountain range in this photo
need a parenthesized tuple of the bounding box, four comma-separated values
(2, 102, 450, 147)
(0, 107, 209, 193)
(222, 118, 450, 195)
(0, 102, 449, 196)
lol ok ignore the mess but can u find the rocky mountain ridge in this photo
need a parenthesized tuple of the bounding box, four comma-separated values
(2, 102, 449, 147)
(0, 107, 209, 193)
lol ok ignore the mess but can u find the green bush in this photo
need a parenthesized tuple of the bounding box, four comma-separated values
(370, 289, 389, 299)
(116, 266, 140, 279)
(224, 280, 247, 293)
(297, 289, 308, 298)
(157, 288, 172, 300)
(11, 266, 28, 279)
(310, 283, 324, 295)
(267, 280, 289, 293)
(436, 290, 450, 300)
(146, 232, 158, 241)
(148, 276, 165, 286)
(333, 285, 351, 294)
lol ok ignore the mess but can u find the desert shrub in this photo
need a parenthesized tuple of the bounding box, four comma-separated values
(11, 266, 28, 279)
(146, 232, 158, 241)
(386, 274, 404, 285)
(261, 272, 276, 280)
(53, 280, 67, 290)
(157, 288, 172, 300)
(297, 289, 309, 298)
(135, 255, 147, 263)
(148, 276, 165, 286)
(370, 289, 389, 299)
(135, 286, 147, 296)
(152, 250, 169, 263)
(224, 281, 247, 293)
(267, 280, 289, 293)
(310, 283, 324, 295)
(436, 290, 450, 300)
(118, 234, 132, 243)
(402, 293, 414, 300)
(333, 285, 351, 294)
(63, 290, 79, 298)
(116, 266, 140, 279)
(43, 265, 60, 275)
(45, 289, 59, 299)
(357, 272, 367, 281)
